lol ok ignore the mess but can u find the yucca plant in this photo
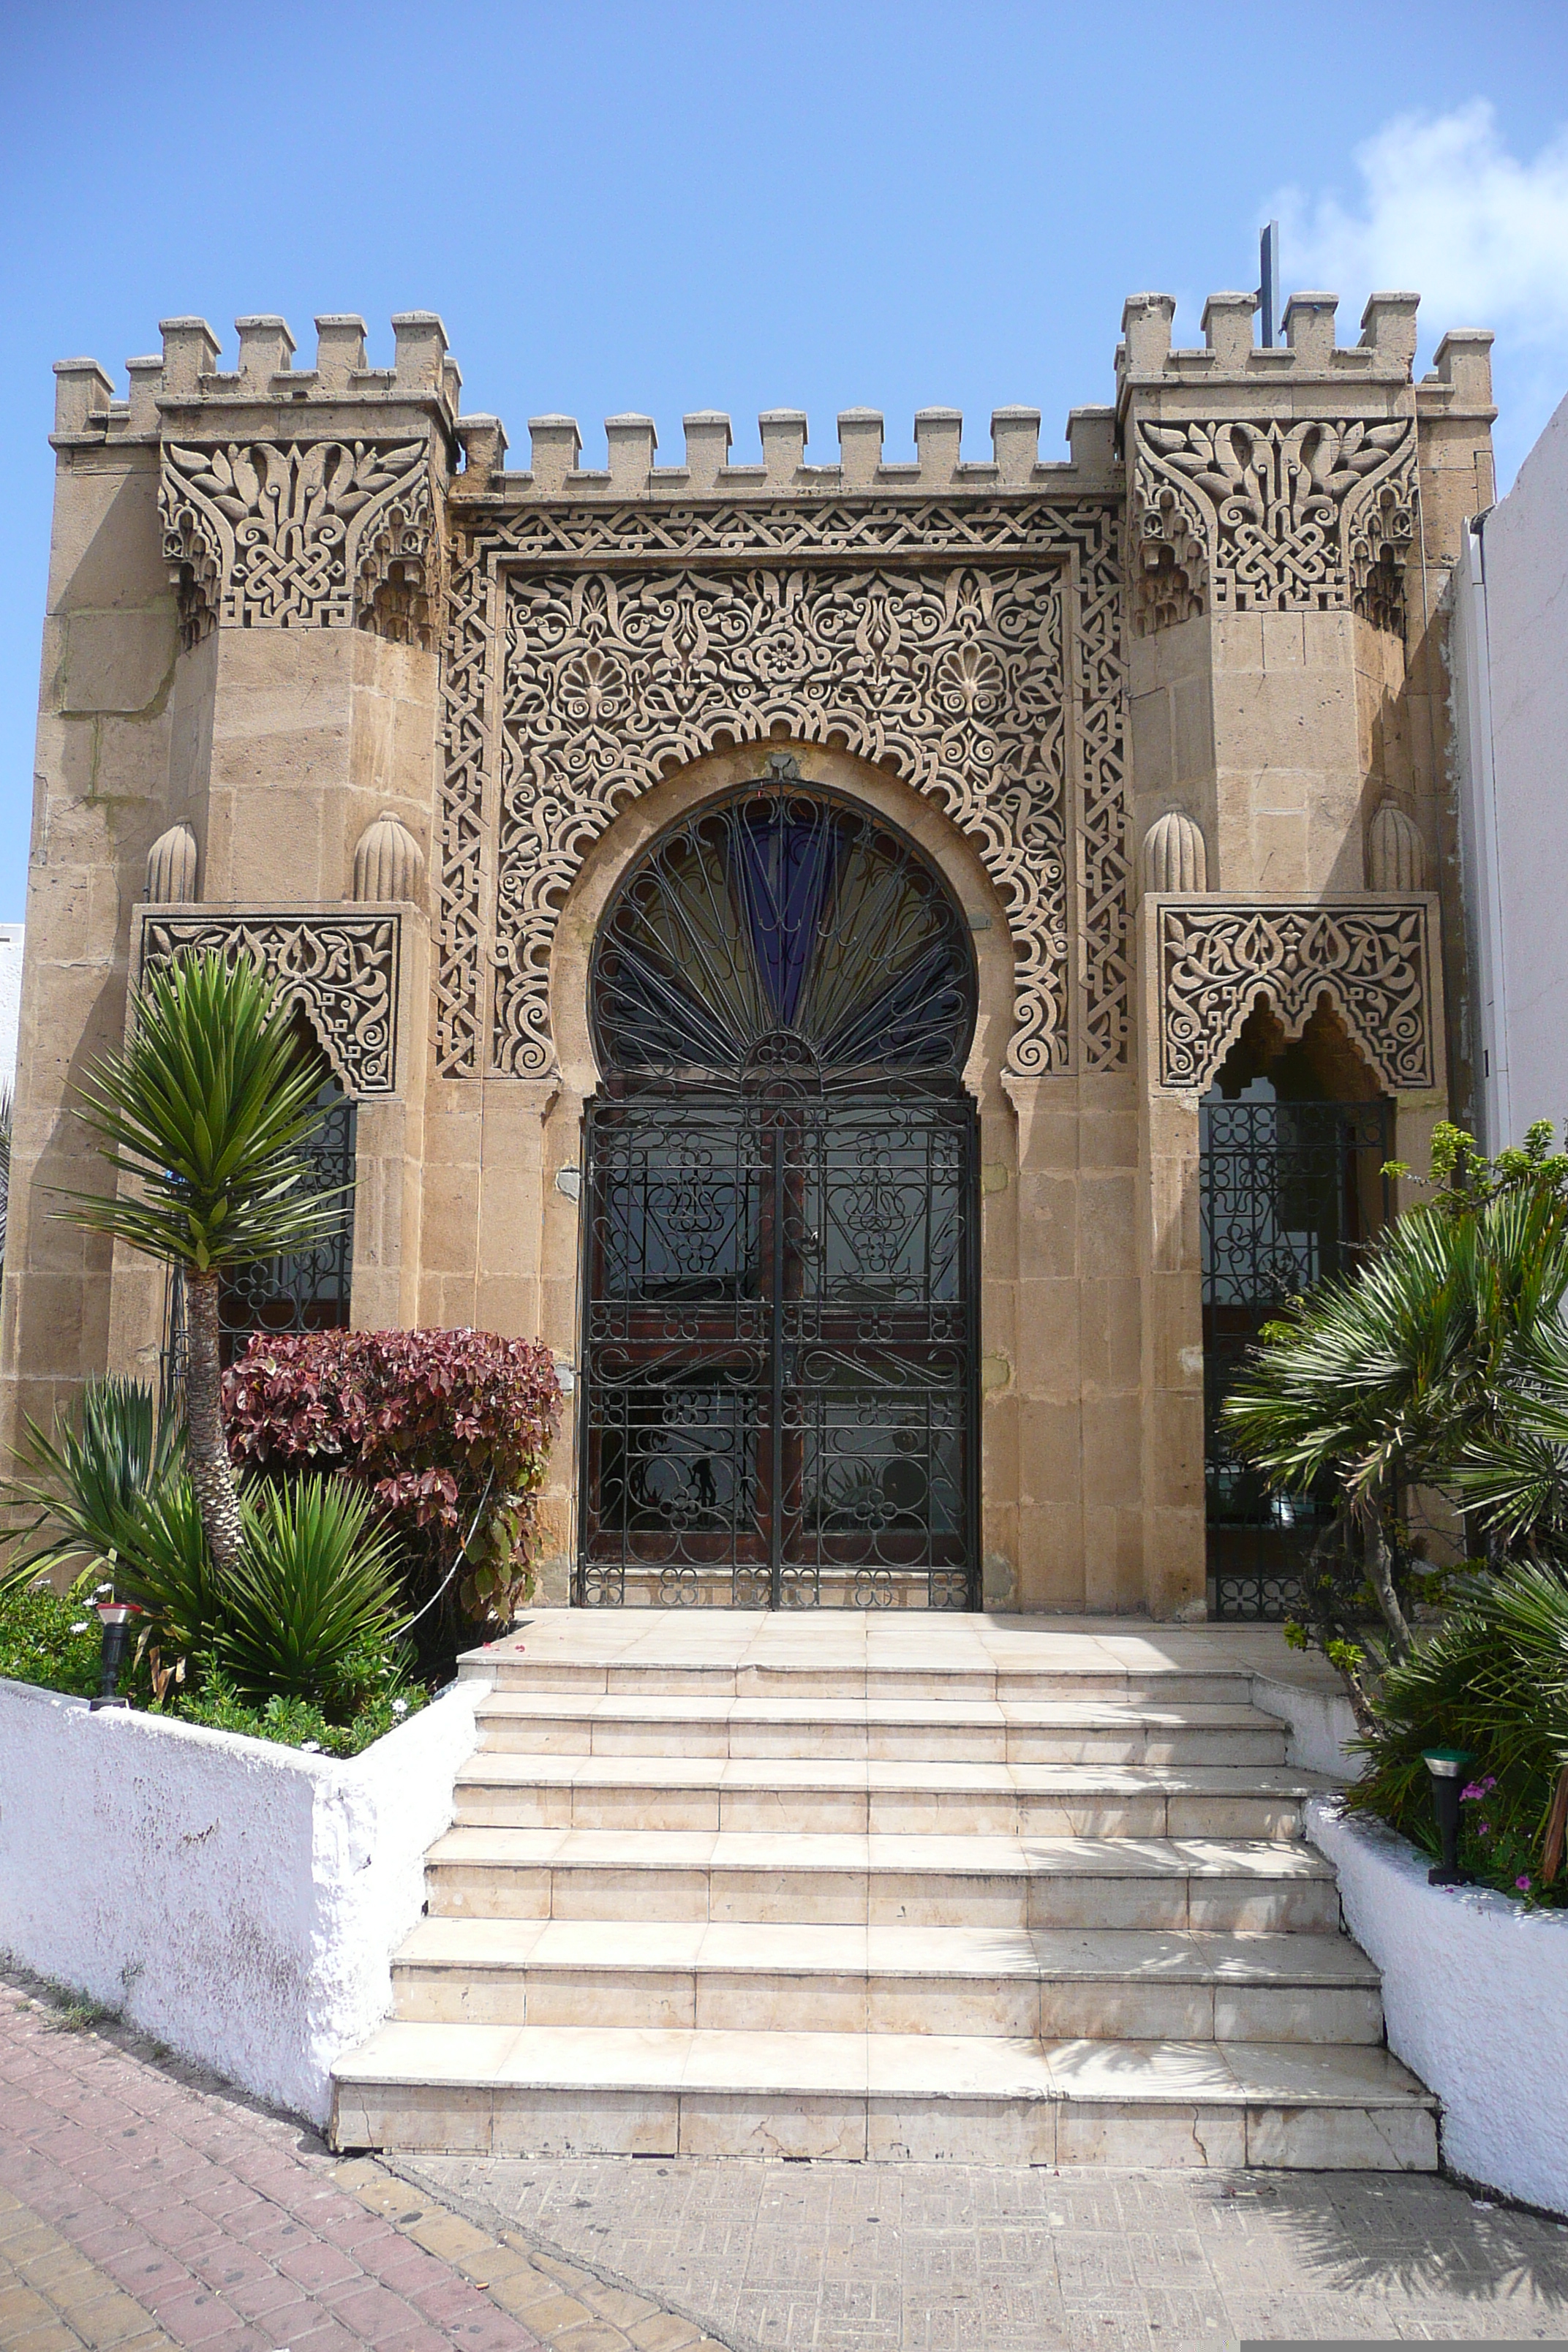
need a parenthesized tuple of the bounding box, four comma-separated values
(0, 1375, 184, 1597)
(53, 951, 348, 1572)
(216, 1476, 404, 1711)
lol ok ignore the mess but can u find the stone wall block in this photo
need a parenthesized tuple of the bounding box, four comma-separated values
(1360, 293, 1420, 369)
(837, 408, 883, 487)
(314, 314, 369, 387)
(990, 407, 1040, 483)
(682, 412, 732, 489)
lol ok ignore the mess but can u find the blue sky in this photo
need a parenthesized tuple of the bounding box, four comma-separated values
(2, 0, 1567, 923)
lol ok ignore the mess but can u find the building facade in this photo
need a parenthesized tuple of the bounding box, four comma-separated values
(2, 290, 1496, 1618)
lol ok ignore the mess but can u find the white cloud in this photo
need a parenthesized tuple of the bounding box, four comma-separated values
(1272, 102, 1568, 346)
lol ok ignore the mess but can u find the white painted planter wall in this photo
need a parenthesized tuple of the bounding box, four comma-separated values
(1308, 1796, 1568, 2215)
(0, 1676, 483, 2125)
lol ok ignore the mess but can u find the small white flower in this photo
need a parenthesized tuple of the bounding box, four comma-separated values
(300, 1739, 323, 1753)
(94, 1583, 113, 1597)
(391, 1698, 409, 1717)
(69, 1621, 89, 1634)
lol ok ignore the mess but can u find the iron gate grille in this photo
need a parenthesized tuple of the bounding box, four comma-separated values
(577, 1088, 979, 1608)
(1201, 1095, 1392, 1621)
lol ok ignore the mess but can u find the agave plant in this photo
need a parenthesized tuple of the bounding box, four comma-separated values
(53, 950, 348, 1573)
(217, 1476, 404, 1711)
(0, 1375, 184, 1597)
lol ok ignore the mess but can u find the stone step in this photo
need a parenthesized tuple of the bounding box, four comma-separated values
(391, 1918, 1384, 2043)
(472, 1691, 1289, 1765)
(451, 1754, 1329, 1840)
(472, 1656, 1262, 1707)
(607, 1569, 962, 1610)
(331, 2023, 1437, 2170)
(425, 1826, 1343, 1933)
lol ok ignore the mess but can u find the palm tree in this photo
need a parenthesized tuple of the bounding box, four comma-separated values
(54, 951, 348, 1571)
(1224, 1170, 1568, 1667)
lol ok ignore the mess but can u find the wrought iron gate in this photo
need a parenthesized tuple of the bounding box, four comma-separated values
(1201, 1093, 1392, 1620)
(577, 1089, 978, 1607)
(574, 772, 980, 1609)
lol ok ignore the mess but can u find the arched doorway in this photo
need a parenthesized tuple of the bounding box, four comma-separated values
(576, 767, 981, 1608)
(1200, 997, 1392, 1620)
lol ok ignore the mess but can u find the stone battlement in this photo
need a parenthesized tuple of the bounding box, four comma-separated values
(1115, 289, 1495, 418)
(49, 310, 1124, 498)
(50, 312, 463, 445)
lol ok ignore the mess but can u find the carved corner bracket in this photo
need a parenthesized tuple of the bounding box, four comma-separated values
(158, 438, 437, 648)
(136, 908, 402, 1097)
(1129, 413, 1417, 637)
(1154, 894, 1437, 1093)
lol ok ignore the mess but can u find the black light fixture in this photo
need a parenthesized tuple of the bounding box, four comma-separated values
(91, 1601, 137, 1711)
(1421, 1747, 1475, 1886)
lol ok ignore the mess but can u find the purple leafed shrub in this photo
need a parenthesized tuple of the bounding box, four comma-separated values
(223, 1328, 561, 1624)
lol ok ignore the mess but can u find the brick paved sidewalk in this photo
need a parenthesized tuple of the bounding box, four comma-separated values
(403, 2152, 1568, 2348)
(0, 1971, 728, 2352)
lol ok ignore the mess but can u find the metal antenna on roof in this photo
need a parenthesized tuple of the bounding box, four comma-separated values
(1257, 221, 1280, 348)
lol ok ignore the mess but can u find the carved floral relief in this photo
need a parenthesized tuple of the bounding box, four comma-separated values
(1156, 898, 1435, 1093)
(434, 498, 1129, 1083)
(138, 912, 402, 1096)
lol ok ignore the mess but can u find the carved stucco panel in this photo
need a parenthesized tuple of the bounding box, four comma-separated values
(1130, 415, 1417, 636)
(1156, 897, 1436, 1093)
(433, 497, 1128, 1082)
(159, 439, 435, 647)
(138, 911, 402, 1096)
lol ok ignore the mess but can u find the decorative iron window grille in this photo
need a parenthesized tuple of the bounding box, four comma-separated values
(159, 1069, 356, 1403)
(577, 770, 980, 1610)
(1201, 1092, 1392, 1621)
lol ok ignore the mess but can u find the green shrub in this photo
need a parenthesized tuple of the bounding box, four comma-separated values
(1347, 1561, 1568, 1906)
(159, 1668, 426, 1758)
(216, 1475, 405, 1711)
(0, 1580, 105, 1698)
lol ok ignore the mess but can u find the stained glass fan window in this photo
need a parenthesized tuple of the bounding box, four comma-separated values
(591, 783, 976, 1090)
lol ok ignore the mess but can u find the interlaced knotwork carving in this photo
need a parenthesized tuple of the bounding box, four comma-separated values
(138, 911, 401, 1096)
(1157, 897, 1435, 1093)
(1131, 416, 1417, 633)
(159, 440, 434, 641)
(433, 497, 1128, 1081)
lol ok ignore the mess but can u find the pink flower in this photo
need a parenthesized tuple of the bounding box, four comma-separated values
(1461, 1776, 1496, 1801)
(1516, 1875, 1532, 1892)
(1477, 1820, 1492, 1837)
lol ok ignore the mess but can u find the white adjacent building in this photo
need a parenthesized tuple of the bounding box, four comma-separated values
(1450, 392, 1568, 1149)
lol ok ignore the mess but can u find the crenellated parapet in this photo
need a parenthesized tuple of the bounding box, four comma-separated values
(448, 399, 1120, 502)
(53, 313, 464, 653)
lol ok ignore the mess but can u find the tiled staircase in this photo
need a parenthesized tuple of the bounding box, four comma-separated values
(331, 1621, 1436, 2170)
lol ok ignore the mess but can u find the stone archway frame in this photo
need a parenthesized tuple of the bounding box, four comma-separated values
(432, 494, 1128, 1084)
(131, 905, 404, 1098)
(1147, 893, 1440, 1095)
(543, 742, 1020, 1109)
